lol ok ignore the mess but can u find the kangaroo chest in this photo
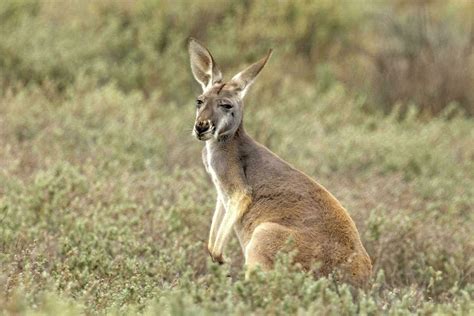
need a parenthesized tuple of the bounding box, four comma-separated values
(205, 144, 231, 207)
(204, 142, 249, 249)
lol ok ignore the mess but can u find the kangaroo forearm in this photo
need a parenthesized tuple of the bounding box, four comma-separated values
(212, 192, 252, 256)
(212, 211, 236, 256)
(208, 199, 225, 249)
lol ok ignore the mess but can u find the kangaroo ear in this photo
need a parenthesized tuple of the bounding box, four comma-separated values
(188, 38, 222, 91)
(230, 49, 272, 98)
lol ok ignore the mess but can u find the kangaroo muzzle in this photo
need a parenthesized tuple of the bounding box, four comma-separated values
(194, 119, 215, 140)
(195, 120, 211, 133)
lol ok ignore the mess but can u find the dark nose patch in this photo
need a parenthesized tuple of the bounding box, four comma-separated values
(195, 120, 211, 134)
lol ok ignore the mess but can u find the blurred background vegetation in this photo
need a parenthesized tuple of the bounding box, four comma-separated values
(1, 0, 473, 115)
(0, 0, 473, 314)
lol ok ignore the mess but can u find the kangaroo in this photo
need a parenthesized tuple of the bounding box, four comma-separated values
(188, 38, 372, 287)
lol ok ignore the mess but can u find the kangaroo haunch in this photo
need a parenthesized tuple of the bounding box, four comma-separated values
(188, 38, 372, 287)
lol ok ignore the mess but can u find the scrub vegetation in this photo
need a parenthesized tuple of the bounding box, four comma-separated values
(0, 0, 473, 314)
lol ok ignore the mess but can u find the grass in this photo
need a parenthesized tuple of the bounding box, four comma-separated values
(1, 80, 473, 315)
(0, 0, 473, 315)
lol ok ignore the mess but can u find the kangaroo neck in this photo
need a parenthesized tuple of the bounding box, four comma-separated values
(204, 120, 252, 204)
(204, 121, 255, 190)
(205, 122, 248, 154)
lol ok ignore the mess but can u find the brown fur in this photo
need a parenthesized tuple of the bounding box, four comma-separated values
(188, 38, 372, 287)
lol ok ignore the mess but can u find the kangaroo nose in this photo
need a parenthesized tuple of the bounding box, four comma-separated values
(195, 120, 211, 134)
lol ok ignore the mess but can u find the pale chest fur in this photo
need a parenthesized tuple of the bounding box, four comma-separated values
(204, 144, 231, 208)
(203, 141, 253, 224)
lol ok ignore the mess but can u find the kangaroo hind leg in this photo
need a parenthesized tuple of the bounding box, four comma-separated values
(244, 222, 293, 277)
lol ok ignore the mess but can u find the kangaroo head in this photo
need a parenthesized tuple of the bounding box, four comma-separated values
(188, 38, 272, 142)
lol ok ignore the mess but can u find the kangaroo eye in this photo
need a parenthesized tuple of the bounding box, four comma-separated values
(220, 104, 233, 110)
(195, 99, 203, 108)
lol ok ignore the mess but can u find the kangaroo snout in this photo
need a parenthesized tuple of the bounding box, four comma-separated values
(194, 120, 215, 140)
(195, 120, 213, 133)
